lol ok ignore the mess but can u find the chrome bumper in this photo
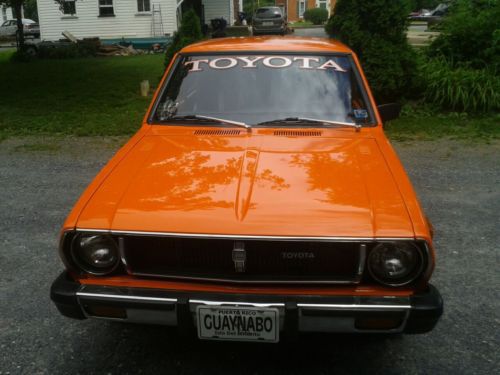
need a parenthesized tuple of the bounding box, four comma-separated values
(51, 272, 442, 336)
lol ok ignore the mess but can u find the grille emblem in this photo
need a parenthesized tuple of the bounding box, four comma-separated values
(232, 241, 246, 273)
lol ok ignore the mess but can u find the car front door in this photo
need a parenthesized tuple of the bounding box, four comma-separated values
(1, 20, 17, 36)
(6, 20, 17, 36)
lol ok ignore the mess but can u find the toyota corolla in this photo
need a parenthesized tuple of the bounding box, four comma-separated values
(50, 37, 443, 342)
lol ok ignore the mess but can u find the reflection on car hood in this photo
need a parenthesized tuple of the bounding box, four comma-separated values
(77, 130, 414, 238)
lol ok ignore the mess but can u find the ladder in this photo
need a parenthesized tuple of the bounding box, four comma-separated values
(151, 3, 165, 37)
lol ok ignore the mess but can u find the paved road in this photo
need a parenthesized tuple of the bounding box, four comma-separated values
(1, 137, 499, 374)
(293, 26, 437, 47)
(293, 27, 328, 38)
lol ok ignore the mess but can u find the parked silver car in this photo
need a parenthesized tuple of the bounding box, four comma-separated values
(252, 7, 286, 36)
(0, 18, 40, 39)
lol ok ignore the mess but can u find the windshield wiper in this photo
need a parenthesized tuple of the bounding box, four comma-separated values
(165, 115, 251, 131)
(257, 117, 361, 132)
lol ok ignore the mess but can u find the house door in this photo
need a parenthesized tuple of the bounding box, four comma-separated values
(298, 0, 306, 18)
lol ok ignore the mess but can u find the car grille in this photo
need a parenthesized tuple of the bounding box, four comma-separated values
(119, 235, 367, 284)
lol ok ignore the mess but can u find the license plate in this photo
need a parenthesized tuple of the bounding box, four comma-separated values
(263, 22, 274, 26)
(197, 305, 279, 342)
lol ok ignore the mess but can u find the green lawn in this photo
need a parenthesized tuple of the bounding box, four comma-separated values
(0, 51, 164, 137)
(386, 109, 500, 141)
(0, 51, 498, 141)
(289, 21, 315, 28)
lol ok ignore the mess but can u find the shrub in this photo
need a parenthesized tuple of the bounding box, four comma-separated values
(422, 57, 500, 112)
(164, 9, 203, 69)
(27, 38, 100, 60)
(303, 8, 328, 25)
(325, 0, 416, 102)
(37, 44, 80, 59)
(422, 0, 500, 113)
(427, 0, 499, 70)
(361, 39, 418, 103)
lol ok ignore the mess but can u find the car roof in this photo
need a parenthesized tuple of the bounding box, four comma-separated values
(181, 37, 354, 54)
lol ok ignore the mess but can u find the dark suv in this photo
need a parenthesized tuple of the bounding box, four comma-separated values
(252, 7, 286, 36)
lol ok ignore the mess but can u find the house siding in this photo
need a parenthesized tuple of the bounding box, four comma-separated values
(1, 6, 16, 23)
(36, 0, 177, 41)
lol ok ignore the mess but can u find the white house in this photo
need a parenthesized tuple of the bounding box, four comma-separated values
(36, 0, 242, 41)
(1, 4, 17, 24)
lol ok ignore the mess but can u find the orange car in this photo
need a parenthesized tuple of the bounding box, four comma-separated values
(51, 37, 442, 342)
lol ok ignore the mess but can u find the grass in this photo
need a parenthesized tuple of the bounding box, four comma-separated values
(0, 51, 498, 142)
(289, 21, 315, 28)
(386, 108, 500, 142)
(225, 26, 251, 37)
(0, 50, 164, 138)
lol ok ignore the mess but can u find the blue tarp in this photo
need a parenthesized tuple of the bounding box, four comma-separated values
(101, 37, 172, 50)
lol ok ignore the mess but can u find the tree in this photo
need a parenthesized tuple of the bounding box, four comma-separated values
(0, 0, 26, 50)
(23, 0, 37, 21)
(164, 9, 203, 69)
(325, 0, 416, 102)
(427, 0, 500, 70)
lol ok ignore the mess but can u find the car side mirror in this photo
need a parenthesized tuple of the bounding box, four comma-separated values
(377, 103, 401, 123)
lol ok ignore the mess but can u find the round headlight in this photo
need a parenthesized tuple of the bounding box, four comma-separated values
(71, 234, 119, 275)
(367, 242, 423, 287)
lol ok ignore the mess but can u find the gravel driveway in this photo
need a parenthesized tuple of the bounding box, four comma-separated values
(0, 136, 499, 374)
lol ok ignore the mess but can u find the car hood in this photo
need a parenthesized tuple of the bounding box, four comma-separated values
(76, 131, 414, 238)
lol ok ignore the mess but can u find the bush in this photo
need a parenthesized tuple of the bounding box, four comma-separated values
(33, 39, 100, 60)
(35, 43, 100, 59)
(427, 0, 500, 70)
(422, 57, 500, 112)
(422, 0, 499, 113)
(303, 8, 328, 25)
(37, 44, 80, 59)
(325, 0, 416, 102)
(164, 9, 203, 69)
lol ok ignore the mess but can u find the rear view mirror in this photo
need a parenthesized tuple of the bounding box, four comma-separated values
(377, 103, 401, 123)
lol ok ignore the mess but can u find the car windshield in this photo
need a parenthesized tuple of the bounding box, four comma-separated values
(154, 54, 374, 126)
(255, 8, 282, 18)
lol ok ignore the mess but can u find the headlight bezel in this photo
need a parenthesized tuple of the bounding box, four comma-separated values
(367, 241, 426, 287)
(59, 231, 121, 276)
(70, 233, 120, 275)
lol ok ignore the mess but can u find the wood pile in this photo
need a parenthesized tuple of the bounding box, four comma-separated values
(60, 30, 162, 56)
(97, 44, 144, 56)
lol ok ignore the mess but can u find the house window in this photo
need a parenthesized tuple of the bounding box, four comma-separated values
(99, 0, 115, 17)
(137, 0, 151, 12)
(62, 0, 76, 15)
(2, 6, 7, 22)
(317, 0, 328, 10)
